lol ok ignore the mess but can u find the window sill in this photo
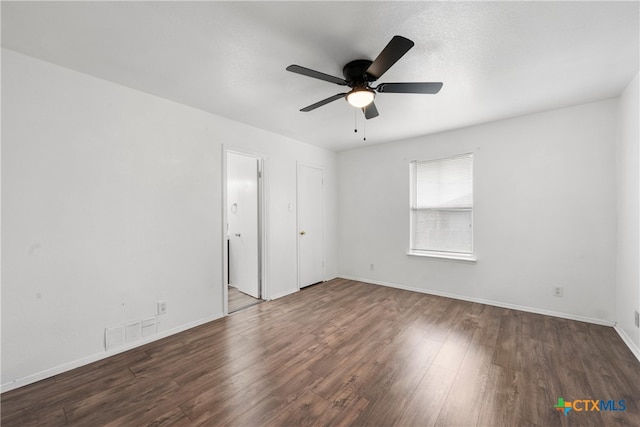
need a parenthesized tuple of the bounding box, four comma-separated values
(407, 251, 477, 262)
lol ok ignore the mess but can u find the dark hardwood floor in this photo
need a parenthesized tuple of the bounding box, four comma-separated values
(228, 285, 261, 313)
(2, 278, 639, 426)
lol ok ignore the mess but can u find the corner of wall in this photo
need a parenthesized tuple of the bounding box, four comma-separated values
(615, 71, 640, 354)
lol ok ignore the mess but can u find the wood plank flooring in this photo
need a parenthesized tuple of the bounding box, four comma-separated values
(2, 278, 639, 426)
(228, 285, 262, 313)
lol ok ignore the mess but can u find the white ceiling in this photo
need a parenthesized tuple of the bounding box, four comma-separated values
(2, 1, 638, 151)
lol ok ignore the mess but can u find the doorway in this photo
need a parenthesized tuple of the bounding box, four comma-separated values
(225, 150, 264, 313)
(297, 163, 324, 289)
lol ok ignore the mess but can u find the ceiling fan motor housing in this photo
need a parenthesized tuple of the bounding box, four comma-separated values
(343, 59, 375, 85)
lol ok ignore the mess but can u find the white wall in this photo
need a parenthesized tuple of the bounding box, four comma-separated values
(338, 99, 618, 324)
(1, 48, 337, 390)
(616, 72, 640, 356)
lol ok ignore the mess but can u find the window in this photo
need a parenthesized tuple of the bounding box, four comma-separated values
(409, 153, 474, 260)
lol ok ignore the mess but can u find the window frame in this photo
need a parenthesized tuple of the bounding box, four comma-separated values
(408, 153, 476, 262)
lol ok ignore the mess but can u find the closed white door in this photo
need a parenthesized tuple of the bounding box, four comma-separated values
(297, 164, 324, 288)
(227, 152, 260, 299)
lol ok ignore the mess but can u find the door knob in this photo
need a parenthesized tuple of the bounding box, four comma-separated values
(300, 231, 306, 235)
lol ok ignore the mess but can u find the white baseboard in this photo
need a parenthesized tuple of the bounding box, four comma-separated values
(1, 312, 224, 394)
(6, 278, 633, 393)
(269, 288, 299, 300)
(339, 275, 615, 327)
(269, 277, 338, 301)
(614, 324, 640, 363)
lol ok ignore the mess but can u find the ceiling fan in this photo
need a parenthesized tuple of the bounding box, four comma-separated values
(286, 35, 443, 120)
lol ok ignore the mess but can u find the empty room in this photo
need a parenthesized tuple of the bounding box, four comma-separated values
(1, 1, 639, 426)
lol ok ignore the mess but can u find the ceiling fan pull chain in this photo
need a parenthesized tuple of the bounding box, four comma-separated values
(363, 118, 367, 142)
(354, 110, 358, 133)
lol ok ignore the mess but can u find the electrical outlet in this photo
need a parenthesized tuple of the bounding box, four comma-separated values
(370, 264, 374, 271)
(635, 311, 639, 328)
(552, 286, 563, 297)
(157, 301, 168, 315)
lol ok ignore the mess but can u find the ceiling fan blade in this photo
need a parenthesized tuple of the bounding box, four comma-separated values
(286, 65, 348, 86)
(376, 82, 443, 94)
(300, 93, 347, 112)
(362, 102, 379, 120)
(366, 36, 414, 81)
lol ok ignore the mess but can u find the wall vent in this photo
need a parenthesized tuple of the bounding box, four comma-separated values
(106, 316, 157, 350)
(142, 317, 157, 338)
(105, 326, 125, 350)
(124, 321, 142, 343)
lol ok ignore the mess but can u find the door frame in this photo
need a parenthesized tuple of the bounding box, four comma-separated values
(222, 146, 269, 315)
(296, 162, 325, 290)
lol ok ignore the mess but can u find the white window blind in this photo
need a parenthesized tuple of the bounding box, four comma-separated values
(411, 154, 473, 255)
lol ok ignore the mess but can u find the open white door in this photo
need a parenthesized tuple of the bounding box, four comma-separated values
(297, 164, 324, 288)
(227, 152, 260, 299)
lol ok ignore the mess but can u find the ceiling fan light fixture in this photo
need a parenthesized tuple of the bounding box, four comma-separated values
(346, 87, 375, 108)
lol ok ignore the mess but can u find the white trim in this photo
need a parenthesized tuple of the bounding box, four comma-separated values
(0, 312, 224, 393)
(407, 250, 477, 262)
(222, 146, 269, 310)
(221, 146, 229, 315)
(338, 275, 615, 327)
(270, 278, 337, 301)
(5, 280, 633, 392)
(271, 276, 339, 300)
(409, 152, 475, 256)
(269, 288, 299, 300)
(614, 324, 640, 363)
